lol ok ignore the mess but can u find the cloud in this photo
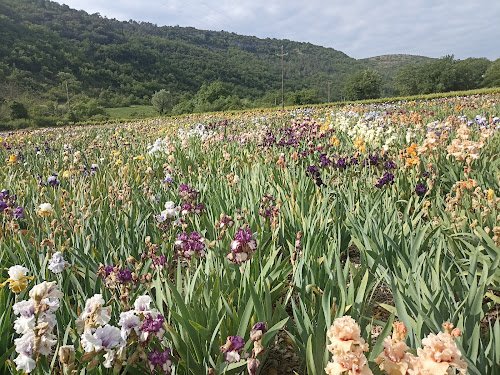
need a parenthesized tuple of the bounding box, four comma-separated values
(55, 0, 500, 60)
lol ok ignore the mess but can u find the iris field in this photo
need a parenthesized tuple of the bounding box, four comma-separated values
(1, 93, 499, 374)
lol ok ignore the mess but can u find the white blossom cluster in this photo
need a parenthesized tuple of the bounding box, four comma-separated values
(77, 294, 165, 369)
(332, 112, 398, 151)
(178, 123, 215, 141)
(147, 136, 176, 155)
(13, 282, 63, 373)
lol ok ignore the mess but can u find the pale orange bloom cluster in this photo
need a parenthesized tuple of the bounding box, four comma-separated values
(446, 124, 486, 163)
(417, 131, 448, 156)
(375, 322, 466, 375)
(326, 318, 467, 375)
(375, 322, 412, 375)
(325, 316, 372, 375)
(408, 322, 467, 375)
(391, 112, 422, 127)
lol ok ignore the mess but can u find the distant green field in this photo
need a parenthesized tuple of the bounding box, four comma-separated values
(105, 105, 156, 119)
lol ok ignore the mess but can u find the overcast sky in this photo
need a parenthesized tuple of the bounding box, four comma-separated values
(54, 0, 500, 60)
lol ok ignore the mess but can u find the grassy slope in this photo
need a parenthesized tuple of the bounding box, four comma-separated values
(105, 105, 156, 120)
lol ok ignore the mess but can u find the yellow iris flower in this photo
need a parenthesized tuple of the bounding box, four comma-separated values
(0, 265, 33, 293)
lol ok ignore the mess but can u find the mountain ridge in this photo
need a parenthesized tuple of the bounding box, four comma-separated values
(0, 0, 455, 108)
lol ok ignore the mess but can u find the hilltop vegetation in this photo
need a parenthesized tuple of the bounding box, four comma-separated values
(0, 0, 499, 128)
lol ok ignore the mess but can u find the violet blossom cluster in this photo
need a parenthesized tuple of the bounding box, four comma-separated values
(119, 295, 166, 343)
(98, 265, 136, 287)
(375, 172, 395, 189)
(174, 231, 206, 259)
(218, 322, 268, 375)
(227, 227, 257, 263)
(179, 184, 205, 216)
(306, 165, 325, 187)
(148, 347, 173, 374)
(219, 335, 246, 363)
(0, 189, 24, 219)
(13, 281, 63, 373)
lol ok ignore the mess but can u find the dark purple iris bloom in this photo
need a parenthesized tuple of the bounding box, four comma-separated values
(319, 154, 332, 168)
(369, 154, 379, 166)
(12, 206, 24, 219)
(415, 184, 427, 196)
(422, 171, 430, 178)
(306, 165, 320, 178)
(375, 172, 395, 188)
(336, 158, 347, 169)
(315, 177, 325, 187)
(117, 269, 133, 283)
(384, 160, 396, 170)
(350, 157, 359, 165)
(0, 201, 7, 212)
(104, 266, 115, 276)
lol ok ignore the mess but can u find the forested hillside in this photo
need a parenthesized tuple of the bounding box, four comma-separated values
(0, 0, 363, 105)
(0, 0, 498, 127)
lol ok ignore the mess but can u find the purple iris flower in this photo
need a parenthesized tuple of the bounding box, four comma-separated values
(116, 269, 133, 283)
(415, 184, 428, 196)
(13, 206, 24, 219)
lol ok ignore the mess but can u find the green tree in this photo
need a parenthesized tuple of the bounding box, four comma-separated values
(151, 89, 172, 115)
(455, 58, 490, 90)
(482, 58, 500, 87)
(67, 96, 107, 122)
(286, 89, 320, 105)
(343, 69, 382, 100)
(195, 82, 230, 105)
(9, 101, 29, 120)
(394, 65, 419, 96)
